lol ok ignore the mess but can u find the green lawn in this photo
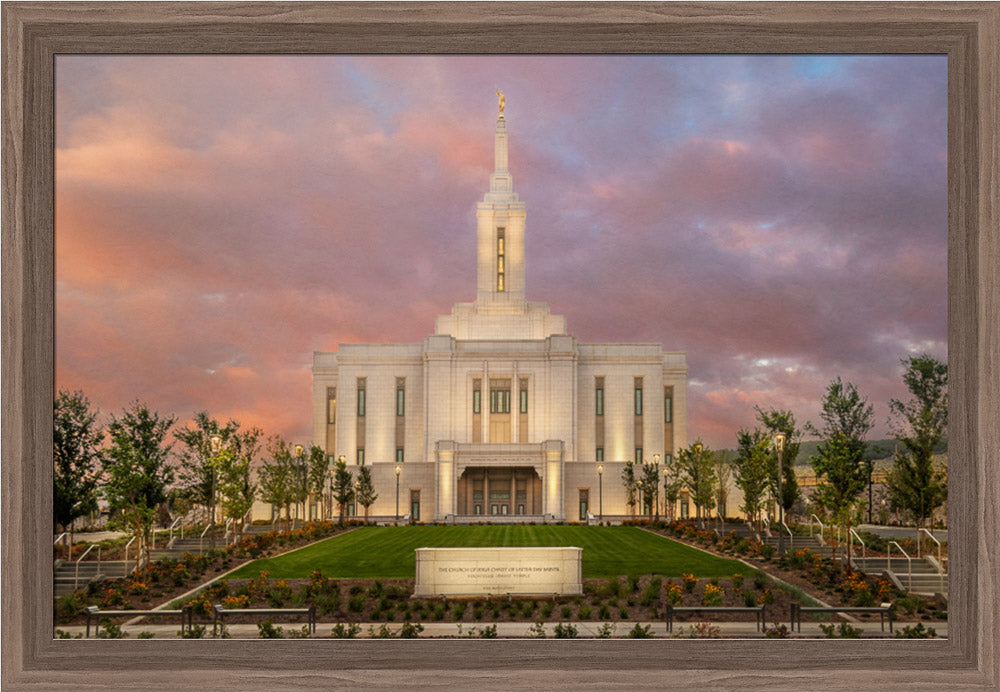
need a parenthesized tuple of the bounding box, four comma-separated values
(227, 525, 749, 579)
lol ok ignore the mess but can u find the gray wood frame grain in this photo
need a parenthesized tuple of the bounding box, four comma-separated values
(2, 2, 997, 689)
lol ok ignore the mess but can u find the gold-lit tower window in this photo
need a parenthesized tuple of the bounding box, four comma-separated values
(497, 228, 505, 291)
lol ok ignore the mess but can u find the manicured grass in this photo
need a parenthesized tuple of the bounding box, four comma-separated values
(226, 525, 749, 579)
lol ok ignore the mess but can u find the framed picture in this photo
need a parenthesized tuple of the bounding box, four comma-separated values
(3, 3, 998, 689)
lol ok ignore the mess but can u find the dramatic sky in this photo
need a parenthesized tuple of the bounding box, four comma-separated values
(55, 55, 947, 450)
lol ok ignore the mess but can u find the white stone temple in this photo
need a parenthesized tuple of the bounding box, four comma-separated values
(311, 100, 687, 523)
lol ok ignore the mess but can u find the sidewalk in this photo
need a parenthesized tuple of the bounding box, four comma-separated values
(54, 619, 946, 639)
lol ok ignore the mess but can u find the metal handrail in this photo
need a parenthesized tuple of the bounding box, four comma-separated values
(780, 520, 794, 548)
(761, 515, 771, 537)
(123, 536, 136, 567)
(809, 514, 826, 541)
(54, 532, 69, 560)
(920, 528, 946, 595)
(54, 532, 68, 545)
(74, 544, 99, 591)
(888, 541, 913, 592)
(167, 517, 182, 543)
(849, 527, 867, 562)
(200, 523, 212, 553)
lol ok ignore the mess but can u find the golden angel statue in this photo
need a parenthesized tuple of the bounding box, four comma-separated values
(496, 88, 505, 117)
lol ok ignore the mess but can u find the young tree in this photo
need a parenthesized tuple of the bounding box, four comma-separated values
(356, 461, 377, 524)
(217, 426, 261, 538)
(102, 403, 176, 566)
(713, 450, 733, 521)
(809, 378, 874, 563)
(307, 446, 332, 520)
(257, 437, 297, 531)
(662, 457, 684, 522)
(620, 460, 637, 516)
(885, 355, 948, 548)
(54, 390, 104, 558)
(676, 441, 717, 529)
(173, 412, 240, 546)
(733, 429, 771, 536)
(331, 456, 355, 524)
(640, 461, 660, 519)
(756, 407, 802, 519)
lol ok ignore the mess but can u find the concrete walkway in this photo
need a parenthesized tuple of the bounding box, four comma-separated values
(55, 619, 946, 639)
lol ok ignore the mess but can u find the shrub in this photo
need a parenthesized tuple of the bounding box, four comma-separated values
(893, 596, 924, 616)
(54, 629, 82, 639)
(560, 605, 572, 619)
(681, 573, 698, 592)
(895, 623, 937, 639)
(627, 575, 640, 592)
(665, 583, 683, 606)
(371, 624, 395, 639)
(764, 622, 789, 638)
(348, 595, 365, 612)
(578, 605, 592, 619)
(853, 588, 875, 607)
(597, 623, 615, 638)
(702, 583, 724, 606)
(473, 606, 484, 620)
(820, 622, 863, 638)
(128, 581, 148, 596)
(599, 604, 611, 619)
(528, 621, 546, 638)
(479, 624, 498, 639)
(627, 624, 654, 638)
(56, 593, 85, 620)
(757, 589, 775, 606)
(681, 622, 721, 639)
(452, 603, 467, 621)
(257, 620, 284, 638)
(180, 624, 207, 639)
(399, 621, 424, 638)
(331, 622, 362, 638)
(742, 589, 758, 608)
(97, 620, 127, 639)
(619, 607, 629, 619)
(758, 543, 775, 560)
(554, 623, 578, 638)
(603, 578, 621, 598)
(732, 573, 745, 589)
(753, 572, 769, 590)
(222, 594, 250, 609)
(540, 602, 554, 619)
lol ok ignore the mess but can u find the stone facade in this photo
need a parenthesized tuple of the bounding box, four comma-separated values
(310, 109, 687, 523)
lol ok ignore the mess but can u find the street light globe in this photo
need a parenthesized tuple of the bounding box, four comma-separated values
(395, 465, 401, 476)
(338, 454, 346, 464)
(694, 443, 703, 455)
(597, 464, 604, 476)
(653, 453, 660, 465)
(209, 434, 222, 453)
(294, 443, 304, 458)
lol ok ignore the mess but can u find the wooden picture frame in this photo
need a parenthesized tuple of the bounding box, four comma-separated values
(3, 3, 997, 689)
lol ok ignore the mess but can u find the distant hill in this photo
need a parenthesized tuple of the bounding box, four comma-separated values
(717, 438, 948, 466)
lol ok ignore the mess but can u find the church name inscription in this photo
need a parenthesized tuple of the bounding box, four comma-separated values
(415, 547, 582, 596)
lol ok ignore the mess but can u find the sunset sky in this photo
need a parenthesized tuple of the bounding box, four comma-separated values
(55, 55, 947, 451)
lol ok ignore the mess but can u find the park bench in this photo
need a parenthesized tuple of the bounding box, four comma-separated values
(790, 602, 894, 632)
(85, 605, 193, 638)
(665, 603, 767, 632)
(212, 604, 316, 636)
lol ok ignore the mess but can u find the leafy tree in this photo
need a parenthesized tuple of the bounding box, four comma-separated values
(733, 429, 771, 535)
(620, 460, 637, 516)
(639, 461, 660, 518)
(808, 378, 874, 562)
(885, 355, 948, 547)
(676, 441, 717, 528)
(662, 457, 684, 521)
(103, 402, 176, 566)
(258, 437, 298, 531)
(306, 446, 332, 520)
(713, 450, 733, 520)
(53, 390, 104, 557)
(356, 461, 377, 524)
(756, 407, 802, 518)
(174, 413, 240, 549)
(217, 426, 262, 538)
(331, 456, 355, 524)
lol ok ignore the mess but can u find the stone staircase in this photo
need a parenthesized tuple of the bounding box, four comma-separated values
(850, 556, 948, 598)
(54, 560, 133, 597)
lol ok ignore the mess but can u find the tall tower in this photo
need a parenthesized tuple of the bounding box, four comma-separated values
(434, 96, 566, 340)
(475, 106, 526, 310)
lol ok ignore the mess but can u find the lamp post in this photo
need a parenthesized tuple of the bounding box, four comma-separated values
(328, 465, 335, 522)
(597, 464, 604, 523)
(694, 443, 703, 528)
(209, 434, 222, 551)
(355, 479, 361, 522)
(637, 479, 644, 518)
(653, 454, 660, 521)
(294, 444, 305, 528)
(867, 464, 874, 525)
(395, 465, 401, 523)
(773, 433, 786, 555)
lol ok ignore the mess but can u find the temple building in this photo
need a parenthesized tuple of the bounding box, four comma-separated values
(311, 99, 687, 523)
